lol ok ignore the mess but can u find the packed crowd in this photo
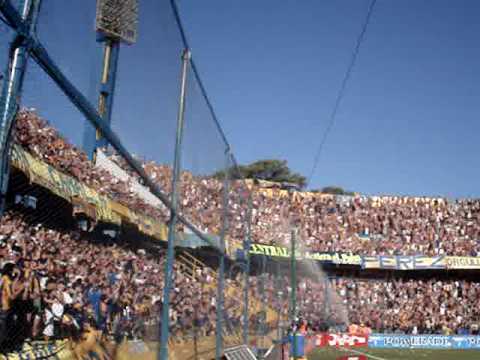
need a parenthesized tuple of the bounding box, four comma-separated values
(338, 277, 480, 335)
(15, 110, 480, 257)
(101, 123, 480, 257)
(111, 139, 480, 257)
(141, 163, 480, 257)
(249, 189, 480, 256)
(1, 200, 478, 353)
(0, 209, 245, 352)
(288, 194, 480, 256)
(14, 111, 170, 224)
(258, 273, 480, 335)
(5, 109, 480, 347)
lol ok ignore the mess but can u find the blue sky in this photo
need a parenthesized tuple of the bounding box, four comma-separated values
(3, 0, 480, 198)
(178, 0, 480, 198)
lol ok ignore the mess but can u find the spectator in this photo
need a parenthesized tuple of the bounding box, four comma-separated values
(3, 107, 480, 355)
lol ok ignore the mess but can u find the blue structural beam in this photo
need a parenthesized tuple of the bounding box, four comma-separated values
(83, 37, 120, 160)
(0, 0, 219, 250)
(97, 39, 120, 149)
(0, 0, 40, 213)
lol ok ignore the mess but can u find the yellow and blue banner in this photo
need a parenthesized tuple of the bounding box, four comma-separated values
(249, 243, 362, 266)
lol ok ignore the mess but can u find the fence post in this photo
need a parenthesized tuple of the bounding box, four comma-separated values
(259, 253, 267, 359)
(324, 275, 330, 326)
(275, 260, 283, 342)
(216, 148, 230, 360)
(290, 226, 297, 358)
(158, 48, 190, 360)
(243, 191, 252, 345)
(0, 0, 41, 214)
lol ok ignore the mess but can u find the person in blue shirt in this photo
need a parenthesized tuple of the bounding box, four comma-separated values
(87, 286, 102, 324)
(282, 319, 307, 360)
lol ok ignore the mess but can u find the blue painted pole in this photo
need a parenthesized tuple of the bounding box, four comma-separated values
(89, 37, 120, 161)
(325, 275, 330, 325)
(289, 188, 298, 360)
(216, 149, 230, 360)
(275, 260, 283, 342)
(0, 0, 222, 251)
(243, 192, 252, 345)
(0, 0, 40, 214)
(158, 48, 190, 360)
(260, 253, 267, 357)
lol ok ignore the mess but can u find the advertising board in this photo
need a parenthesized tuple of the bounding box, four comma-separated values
(368, 334, 480, 350)
(316, 334, 369, 348)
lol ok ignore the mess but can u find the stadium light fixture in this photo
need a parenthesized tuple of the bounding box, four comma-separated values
(87, 0, 139, 161)
(95, 0, 138, 45)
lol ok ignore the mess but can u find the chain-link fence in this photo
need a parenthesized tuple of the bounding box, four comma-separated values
(1, 1, 353, 359)
(0, 1, 263, 359)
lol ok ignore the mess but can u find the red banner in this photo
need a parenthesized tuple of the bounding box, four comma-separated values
(315, 333, 369, 348)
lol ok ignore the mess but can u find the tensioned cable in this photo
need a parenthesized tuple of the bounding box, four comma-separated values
(169, 0, 256, 226)
(169, 0, 251, 185)
(169, 0, 231, 151)
(306, 0, 378, 188)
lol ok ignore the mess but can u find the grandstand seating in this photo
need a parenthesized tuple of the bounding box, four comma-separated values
(0, 114, 277, 356)
(3, 110, 480, 360)
(176, 252, 278, 341)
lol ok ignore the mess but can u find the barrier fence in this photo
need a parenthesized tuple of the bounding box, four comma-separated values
(0, 1, 297, 359)
(5, 2, 480, 360)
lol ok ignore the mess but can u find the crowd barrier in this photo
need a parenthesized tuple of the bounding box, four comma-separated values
(362, 255, 480, 270)
(311, 333, 480, 351)
(368, 334, 480, 350)
(248, 242, 480, 270)
(0, 337, 156, 360)
(314, 333, 369, 348)
(249, 243, 362, 265)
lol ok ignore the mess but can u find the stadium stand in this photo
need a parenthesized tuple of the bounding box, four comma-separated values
(253, 273, 480, 336)
(2, 109, 480, 359)
(1, 109, 278, 357)
(96, 121, 480, 257)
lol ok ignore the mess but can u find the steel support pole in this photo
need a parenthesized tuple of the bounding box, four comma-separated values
(290, 226, 297, 359)
(243, 192, 252, 345)
(215, 149, 230, 360)
(259, 253, 267, 359)
(91, 37, 120, 162)
(0, 0, 40, 214)
(0, 0, 221, 249)
(275, 260, 282, 342)
(158, 48, 190, 360)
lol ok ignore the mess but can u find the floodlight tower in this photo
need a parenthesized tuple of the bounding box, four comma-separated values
(85, 0, 138, 161)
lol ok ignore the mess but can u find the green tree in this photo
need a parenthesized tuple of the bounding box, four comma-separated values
(213, 159, 307, 189)
(316, 186, 355, 196)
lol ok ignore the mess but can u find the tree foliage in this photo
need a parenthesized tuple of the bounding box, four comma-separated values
(313, 186, 355, 196)
(214, 159, 307, 189)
